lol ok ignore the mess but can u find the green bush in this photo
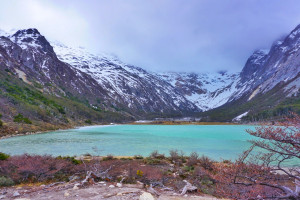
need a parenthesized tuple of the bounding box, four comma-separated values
(102, 154, 114, 161)
(0, 152, 10, 160)
(183, 165, 194, 172)
(13, 114, 32, 124)
(85, 119, 92, 124)
(56, 156, 81, 165)
(143, 157, 161, 165)
(0, 176, 14, 187)
(120, 157, 133, 160)
(133, 155, 144, 159)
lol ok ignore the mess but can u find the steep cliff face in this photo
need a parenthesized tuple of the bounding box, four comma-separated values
(202, 24, 300, 121)
(232, 25, 300, 101)
(0, 29, 110, 107)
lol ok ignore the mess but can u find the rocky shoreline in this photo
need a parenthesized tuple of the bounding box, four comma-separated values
(0, 131, 45, 140)
(0, 179, 224, 200)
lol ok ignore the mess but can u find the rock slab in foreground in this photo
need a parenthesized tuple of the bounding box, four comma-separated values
(139, 192, 155, 200)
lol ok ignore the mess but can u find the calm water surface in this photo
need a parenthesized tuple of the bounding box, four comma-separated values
(0, 125, 256, 161)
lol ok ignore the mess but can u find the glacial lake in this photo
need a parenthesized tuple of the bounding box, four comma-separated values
(0, 125, 258, 161)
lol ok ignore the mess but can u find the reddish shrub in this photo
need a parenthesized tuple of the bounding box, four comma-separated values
(0, 154, 83, 183)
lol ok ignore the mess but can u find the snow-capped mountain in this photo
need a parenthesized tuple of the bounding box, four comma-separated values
(229, 24, 300, 103)
(1, 24, 300, 121)
(51, 40, 240, 112)
(51, 41, 198, 113)
(203, 24, 300, 121)
(157, 71, 239, 111)
(0, 28, 111, 107)
(0, 28, 198, 116)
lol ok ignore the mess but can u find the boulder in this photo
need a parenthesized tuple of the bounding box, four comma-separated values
(64, 191, 70, 197)
(139, 192, 155, 200)
(116, 183, 122, 187)
(13, 191, 20, 197)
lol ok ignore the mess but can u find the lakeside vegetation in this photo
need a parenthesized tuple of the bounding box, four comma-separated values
(0, 67, 134, 137)
(0, 114, 299, 199)
(0, 68, 299, 199)
(0, 150, 295, 199)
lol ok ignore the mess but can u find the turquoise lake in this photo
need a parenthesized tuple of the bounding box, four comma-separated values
(0, 125, 257, 161)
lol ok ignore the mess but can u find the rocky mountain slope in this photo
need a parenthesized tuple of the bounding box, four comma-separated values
(51, 40, 241, 113)
(0, 28, 200, 130)
(157, 71, 239, 111)
(1, 23, 300, 125)
(0, 29, 133, 131)
(51, 41, 198, 115)
(229, 25, 300, 102)
(200, 24, 300, 121)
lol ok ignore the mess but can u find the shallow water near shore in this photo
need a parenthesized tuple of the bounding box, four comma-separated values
(0, 125, 256, 160)
(0, 124, 298, 166)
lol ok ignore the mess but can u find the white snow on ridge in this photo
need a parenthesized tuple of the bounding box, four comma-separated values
(157, 71, 239, 111)
(52, 40, 241, 111)
(51, 41, 196, 111)
(232, 111, 249, 122)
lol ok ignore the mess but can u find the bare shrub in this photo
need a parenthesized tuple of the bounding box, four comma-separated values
(231, 113, 300, 199)
(150, 150, 159, 158)
(199, 155, 214, 171)
(0, 154, 81, 183)
(150, 150, 165, 159)
(169, 149, 179, 161)
(187, 152, 199, 166)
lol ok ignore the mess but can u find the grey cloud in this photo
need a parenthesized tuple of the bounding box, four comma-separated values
(0, 0, 300, 73)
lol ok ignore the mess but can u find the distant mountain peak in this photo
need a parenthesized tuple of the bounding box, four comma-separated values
(288, 24, 300, 39)
(12, 28, 41, 37)
(253, 49, 269, 55)
(10, 28, 54, 53)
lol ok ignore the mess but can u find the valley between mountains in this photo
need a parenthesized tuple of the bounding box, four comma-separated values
(0, 24, 300, 134)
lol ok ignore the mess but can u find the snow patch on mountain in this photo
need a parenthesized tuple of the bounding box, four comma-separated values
(157, 72, 239, 111)
(232, 111, 249, 122)
(51, 40, 198, 112)
(52, 40, 242, 112)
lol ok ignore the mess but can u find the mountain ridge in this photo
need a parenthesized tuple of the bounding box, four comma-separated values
(0, 24, 300, 129)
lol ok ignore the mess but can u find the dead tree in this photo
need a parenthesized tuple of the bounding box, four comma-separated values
(233, 113, 300, 199)
(80, 158, 113, 186)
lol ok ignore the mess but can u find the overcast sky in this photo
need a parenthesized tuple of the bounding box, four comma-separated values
(0, 0, 300, 73)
